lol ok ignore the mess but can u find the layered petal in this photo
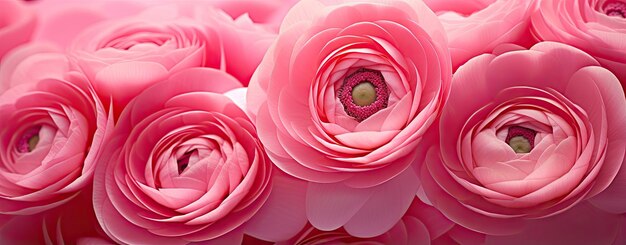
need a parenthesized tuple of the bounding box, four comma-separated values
(67, 3, 274, 113)
(421, 42, 626, 236)
(425, 0, 538, 69)
(532, 0, 626, 92)
(0, 0, 36, 61)
(92, 68, 284, 243)
(247, 0, 451, 236)
(0, 52, 113, 215)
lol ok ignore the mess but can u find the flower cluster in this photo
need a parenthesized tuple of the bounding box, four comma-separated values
(0, 0, 625, 244)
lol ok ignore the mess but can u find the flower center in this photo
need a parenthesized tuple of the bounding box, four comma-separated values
(17, 126, 41, 153)
(177, 150, 195, 174)
(505, 126, 536, 153)
(338, 68, 390, 121)
(351, 82, 377, 106)
(603, 2, 626, 17)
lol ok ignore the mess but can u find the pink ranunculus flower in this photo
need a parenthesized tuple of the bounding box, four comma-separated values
(532, 0, 626, 93)
(68, 4, 274, 112)
(277, 198, 484, 245)
(247, 0, 451, 238)
(421, 42, 626, 236)
(424, 0, 537, 69)
(0, 52, 113, 215)
(0, 0, 36, 61)
(93, 68, 306, 244)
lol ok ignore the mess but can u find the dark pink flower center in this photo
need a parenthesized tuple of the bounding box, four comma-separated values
(177, 150, 195, 174)
(604, 2, 626, 17)
(338, 68, 389, 122)
(17, 126, 41, 153)
(505, 126, 536, 153)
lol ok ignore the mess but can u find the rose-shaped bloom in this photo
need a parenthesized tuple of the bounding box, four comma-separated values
(424, 0, 537, 69)
(277, 198, 484, 245)
(93, 68, 290, 244)
(0, 0, 36, 61)
(421, 42, 626, 235)
(68, 4, 274, 111)
(0, 53, 112, 215)
(532, 0, 626, 93)
(247, 0, 451, 237)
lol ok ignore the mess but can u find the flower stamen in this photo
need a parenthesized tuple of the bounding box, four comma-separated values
(177, 150, 195, 174)
(17, 126, 41, 153)
(338, 68, 390, 121)
(351, 82, 377, 106)
(505, 126, 536, 153)
(604, 2, 626, 17)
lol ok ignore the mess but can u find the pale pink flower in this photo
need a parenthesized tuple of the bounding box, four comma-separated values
(424, 0, 537, 69)
(0, 0, 36, 61)
(93, 68, 306, 244)
(30, 0, 146, 49)
(421, 42, 626, 236)
(247, 0, 451, 237)
(278, 198, 484, 245)
(0, 43, 66, 93)
(206, 0, 299, 31)
(61, 4, 274, 112)
(532, 0, 626, 93)
(0, 51, 113, 215)
(134, 0, 299, 31)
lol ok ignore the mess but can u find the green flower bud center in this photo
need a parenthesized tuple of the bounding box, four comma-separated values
(508, 136, 532, 153)
(351, 82, 377, 106)
(28, 135, 40, 152)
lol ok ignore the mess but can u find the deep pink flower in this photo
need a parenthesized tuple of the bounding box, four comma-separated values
(482, 203, 626, 244)
(0, 189, 114, 244)
(532, 0, 626, 93)
(247, 0, 451, 238)
(0, 0, 36, 61)
(93, 68, 306, 244)
(0, 51, 113, 215)
(424, 0, 537, 69)
(421, 42, 626, 236)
